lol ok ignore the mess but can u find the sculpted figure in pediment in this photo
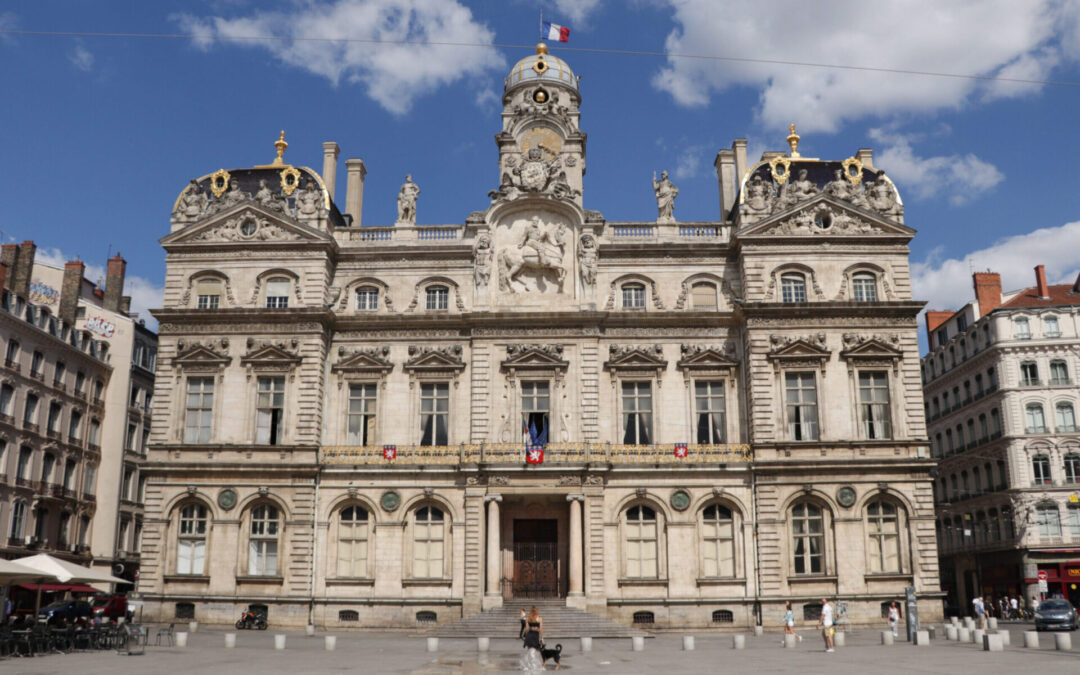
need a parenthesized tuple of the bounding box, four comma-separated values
(497, 215, 568, 293)
(295, 179, 323, 218)
(254, 179, 287, 213)
(867, 170, 902, 215)
(743, 174, 773, 214)
(823, 168, 868, 209)
(776, 168, 817, 210)
(175, 179, 209, 222)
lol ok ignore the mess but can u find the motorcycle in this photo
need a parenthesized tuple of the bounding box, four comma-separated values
(235, 610, 268, 630)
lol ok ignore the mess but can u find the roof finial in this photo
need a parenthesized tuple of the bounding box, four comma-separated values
(787, 123, 801, 158)
(536, 42, 548, 55)
(272, 130, 288, 166)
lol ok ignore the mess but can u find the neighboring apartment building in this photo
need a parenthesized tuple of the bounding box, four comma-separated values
(140, 45, 940, 630)
(0, 240, 157, 586)
(924, 266, 1080, 611)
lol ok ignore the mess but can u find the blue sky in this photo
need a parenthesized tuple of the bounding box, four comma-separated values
(2, 0, 1079, 348)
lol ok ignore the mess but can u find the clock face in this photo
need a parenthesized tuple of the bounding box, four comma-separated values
(518, 127, 562, 162)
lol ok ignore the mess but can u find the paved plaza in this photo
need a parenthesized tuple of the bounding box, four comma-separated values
(3, 624, 1078, 674)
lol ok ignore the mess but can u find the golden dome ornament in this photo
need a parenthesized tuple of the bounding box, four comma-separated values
(787, 123, 801, 158)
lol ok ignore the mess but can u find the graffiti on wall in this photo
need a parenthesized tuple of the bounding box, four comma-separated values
(29, 281, 59, 306)
(85, 316, 116, 338)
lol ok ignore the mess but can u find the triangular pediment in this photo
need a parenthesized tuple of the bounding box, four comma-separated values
(404, 347, 466, 373)
(739, 195, 914, 239)
(240, 345, 302, 367)
(604, 345, 668, 372)
(174, 344, 231, 369)
(333, 348, 394, 374)
(501, 346, 569, 371)
(840, 334, 904, 361)
(162, 204, 332, 246)
(677, 347, 738, 371)
(768, 341, 830, 358)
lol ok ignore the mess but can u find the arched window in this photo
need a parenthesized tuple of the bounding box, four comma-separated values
(265, 277, 291, 309)
(1044, 315, 1061, 337)
(1064, 453, 1080, 484)
(691, 282, 717, 309)
(972, 466, 982, 492)
(1026, 404, 1047, 433)
(1001, 506, 1015, 539)
(1036, 504, 1062, 540)
(1014, 317, 1031, 339)
(337, 505, 370, 577)
(425, 285, 449, 311)
(1050, 360, 1070, 385)
(780, 273, 807, 303)
(1068, 504, 1080, 538)
(1032, 455, 1052, 486)
(791, 502, 825, 575)
(990, 409, 1001, 435)
(248, 504, 280, 576)
(9, 501, 26, 539)
(867, 500, 901, 572)
(176, 503, 208, 575)
(413, 506, 445, 578)
(852, 272, 877, 302)
(1057, 403, 1077, 432)
(624, 504, 658, 578)
(701, 503, 735, 577)
(974, 511, 986, 545)
(987, 508, 1001, 541)
(195, 278, 222, 309)
(355, 286, 379, 311)
(622, 283, 646, 309)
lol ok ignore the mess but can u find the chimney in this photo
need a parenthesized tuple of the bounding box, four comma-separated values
(120, 296, 131, 315)
(345, 158, 367, 227)
(0, 262, 8, 293)
(856, 148, 874, 169)
(733, 138, 748, 185)
(322, 142, 340, 202)
(714, 149, 736, 221)
(12, 240, 35, 299)
(1035, 264, 1050, 299)
(0, 245, 17, 291)
(103, 254, 126, 313)
(926, 310, 954, 347)
(60, 260, 85, 325)
(972, 271, 1002, 317)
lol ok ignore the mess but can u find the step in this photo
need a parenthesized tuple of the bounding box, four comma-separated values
(429, 600, 650, 638)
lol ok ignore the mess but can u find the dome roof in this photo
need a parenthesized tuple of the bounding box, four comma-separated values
(506, 43, 577, 91)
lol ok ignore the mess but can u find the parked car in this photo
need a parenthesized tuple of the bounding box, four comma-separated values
(1034, 599, 1080, 631)
(38, 599, 94, 625)
(92, 595, 128, 620)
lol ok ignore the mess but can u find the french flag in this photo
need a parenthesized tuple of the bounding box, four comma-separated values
(543, 20, 570, 43)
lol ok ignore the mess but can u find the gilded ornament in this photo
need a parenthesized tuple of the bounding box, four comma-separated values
(768, 156, 791, 185)
(210, 169, 231, 198)
(279, 166, 302, 196)
(787, 123, 801, 158)
(841, 157, 864, 185)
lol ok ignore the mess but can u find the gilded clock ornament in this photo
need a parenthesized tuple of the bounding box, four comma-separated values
(381, 490, 401, 512)
(836, 486, 857, 508)
(218, 488, 237, 511)
(518, 127, 562, 160)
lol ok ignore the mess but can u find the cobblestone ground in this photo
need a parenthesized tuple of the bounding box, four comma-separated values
(4, 624, 1078, 674)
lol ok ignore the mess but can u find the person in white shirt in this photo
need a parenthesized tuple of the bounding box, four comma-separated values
(1009, 596, 1019, 620)
(972, 596, 986, 629)
(818, 598, 835, 652)
(887, 601, 900, 637)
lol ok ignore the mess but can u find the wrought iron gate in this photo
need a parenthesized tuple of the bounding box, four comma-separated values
(513, 542, 559, 598)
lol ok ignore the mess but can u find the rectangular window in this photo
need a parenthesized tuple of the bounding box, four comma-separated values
(936, 329, 948, 349)
(1020, 362, 1039, 386)
(347, 383, 377, 445)
(31, 351, 43, 376)
(1050, 361, 1069, 385)
(521, 381, 550, 445)
(419, 382, 449, 446)
(1068, 506, 1080, 538)
(87, 418, 100, 446)
(781, 275, 807, 303)
(255, 377, 286, 445)
(4, 339, 19, 366)
(622, 284, 646, 309)
(47, 402, 62, 433)
(785, 372, 818, 441)
(694, 380, 725, 444)
(83, 464, 96, 495)
(1037, 506, 1062, 540)
(852, 274, 877, 302)
(0, 383, 12, 416)
(23, 393, 38, 427)
(184, 377, 214, 444)
(74, 371, 85, 393)
(265, 279, 290, 308)
(621, 381, 653, 445)
(859, 371, 892, 439)
(425, 287, 449, 311)
(1032, 456, 1052, 485)
(1045, 315, 1061, 337)
(1015, 318, 1031, 339)
(195, 278, 221, 310)
(17, 447, 32, 480)
(355, 288, 379, 311)
(1064, 455, 1080, 484)
(125, 421, 138, 451)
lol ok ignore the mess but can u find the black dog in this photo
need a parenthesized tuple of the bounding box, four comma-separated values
(540, 643, 562, 669)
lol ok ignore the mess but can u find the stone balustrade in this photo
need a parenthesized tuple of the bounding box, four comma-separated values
(320, 442, 752, 465)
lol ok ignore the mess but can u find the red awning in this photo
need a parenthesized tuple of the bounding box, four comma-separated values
(16, 583, 99, 593)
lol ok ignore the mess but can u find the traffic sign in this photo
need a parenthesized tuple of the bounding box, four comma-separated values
(1038, 579, 1049, 594)
(1038, 570, 1048, 581)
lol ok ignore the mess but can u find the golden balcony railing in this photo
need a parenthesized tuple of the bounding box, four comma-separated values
(319, 442, 752, 465)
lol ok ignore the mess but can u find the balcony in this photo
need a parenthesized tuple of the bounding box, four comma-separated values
(1059, 425, 1079, 433)
(73, 390, 86, 401)
(320, 442, 753, 466)
(29, 370, 43, 382)
(53, 380, 66, 392)
(4, 359, 20, 372)
(21, 422, 38, 433)
(1026, 426, 1050, 435)
(46, 429, 60, 440)
(15, 477, 32, 488)
(0, 413, 12, 425)
(1021, 379, 1041, 387)
(1050, 378, 1073, 387)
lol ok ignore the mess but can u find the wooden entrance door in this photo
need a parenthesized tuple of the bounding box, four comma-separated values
(513, 519, 559, 598)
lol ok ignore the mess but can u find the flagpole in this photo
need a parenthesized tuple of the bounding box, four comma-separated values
(539, 8, 543, 42)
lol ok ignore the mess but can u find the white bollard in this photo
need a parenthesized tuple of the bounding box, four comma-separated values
(1023, 631, 1039, 649)
(973, 628, 985, 644)
(224, 633, 236, 649)
(305, 624, 315, 637)
(477, 637, 490, 652)
(983, 634, 1004, 652)
(945, 625, 957, 641)
(733, 634, 746, 649)
(958, 627, 970, 643)
(915, 630, 930, 646)
(632, 636, 645, 652)
(963, 617, 974, 629)
(881, 631, 894, 646)
(426, 637, 439, 652)
(753, 625, 764, 636)
(784, 633, 797, 648)
(580, 637, 593, 652)
(274, 634, 286, 651)
(833, 631, 845, 647)
(325, 635, 336, 651)
(1055, 633, 1072, 651)
(988, 617, 998, 631)
(997, 630, 1010, 646)
(927, 626, 936, 640)
(950, 616, 959, 625)
(175, 632, 188, 648)
(683, 635, 695, 651)
(188, 620, 198, 633)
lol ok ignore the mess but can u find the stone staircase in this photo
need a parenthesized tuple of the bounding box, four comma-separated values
(429, 599, 650, 639)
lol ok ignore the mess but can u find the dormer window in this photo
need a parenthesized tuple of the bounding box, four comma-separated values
(356, 286, 379, 311)
(780, 273, 806, 303)
(425, 285, 448, 311)
(852, 272, 877, 302)
(622, 283, 645, 309)
(265, 278, 290, 309)
(196, 278, 222, 309)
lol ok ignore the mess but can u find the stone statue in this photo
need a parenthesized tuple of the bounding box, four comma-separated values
(397, 174, 420, 224)
(867, 170, 901, 215)
(176, 179, 208, 221)
(743, 174, 772, 214)
(473, 233, 492, 287)
(497, 216, 568, 293)
(776, 168, 818, 210)
(578, 233, 598, 287)
(823, 168, 868, 209)
(254, 178, 286, 212)
(217, 179, 249, 211)
(295, 179, 322, 218)
(652, 170, 679, 221)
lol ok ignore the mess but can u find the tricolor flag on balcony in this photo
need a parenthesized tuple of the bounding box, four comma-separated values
(526, 444, 545, 464)
(543, 20, 570, 43)
(383, 445, 397, 460)
(674, 443, 688, 459)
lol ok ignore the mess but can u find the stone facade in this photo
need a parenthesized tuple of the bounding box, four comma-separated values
(140, 45, 941, 630)
(925, 267, 1080, 612)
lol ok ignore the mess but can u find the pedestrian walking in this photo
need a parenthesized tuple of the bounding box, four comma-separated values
(522, 606, 545, 671)
(972, 595, 986, 629)
(519, 607, 527, 639)
(887, 601, 900, 637)
(1009, 595, 1019, 620)
(782, 601, 802, 644)
(818, 598, 835, 653)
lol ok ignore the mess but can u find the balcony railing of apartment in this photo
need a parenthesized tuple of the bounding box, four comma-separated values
(22, 422, 38, 433)
(1021, 379, 1041, 387)
(1051, 377, 1073, 386)
(939, 430, 1003, 460)
(14, 477, 31, 488)
(29, 370, 43, 382)
(4, 359, 19, 372)
(1060, 425, 1079, 433)
(320, 442, 753, 465)
(1026, 426, 1050, 434)
(73, 390, 86, 400)
(53, 379, 66, 392)
(928, 384, 1000, 422)
(45, 429, 60, 440)
(0, 413, 12, 425)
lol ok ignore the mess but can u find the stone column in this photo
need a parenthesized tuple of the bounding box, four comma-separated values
(567, 494, 585, 607)
(483, 495, 503, 609)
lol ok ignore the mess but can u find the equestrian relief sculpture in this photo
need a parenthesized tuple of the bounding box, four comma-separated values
(498, 216, 568, 293)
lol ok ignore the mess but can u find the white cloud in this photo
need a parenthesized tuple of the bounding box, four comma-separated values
(671, 143, 709, 180)
(653, 0, 1073, 132)
(174, 0, 504, 115)
(69, 43, 94, 72)
(34, 248, 164, 329)
(870, 128, 1004, 205)
(911, 221, 1080, 312)
(550, 0, 602, 25)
